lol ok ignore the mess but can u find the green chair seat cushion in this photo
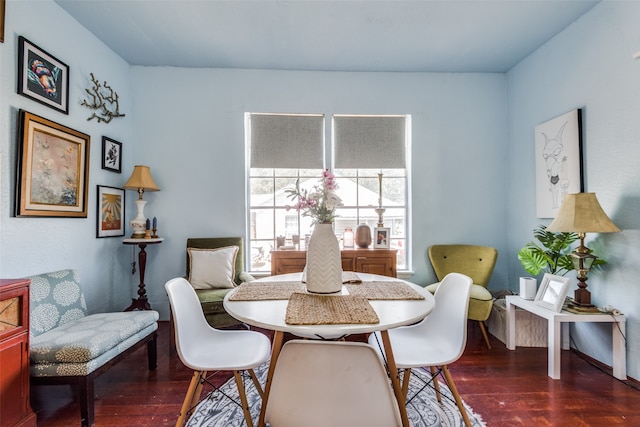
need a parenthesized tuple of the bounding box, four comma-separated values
(195, 288, 232, 314)
(426, 282, 494, 321)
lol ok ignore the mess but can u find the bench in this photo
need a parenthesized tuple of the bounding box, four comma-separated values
(29, 269, 158, 427)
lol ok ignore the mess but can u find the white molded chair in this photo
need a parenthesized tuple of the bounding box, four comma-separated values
(368, 272, 473, 427)
(264, 340, 402, 427)
(165, 277, 271, 427)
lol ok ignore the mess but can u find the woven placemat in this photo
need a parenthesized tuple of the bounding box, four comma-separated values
(346, 281, 425, 300)
(228, 281, 305, 301)
(285, 293, 380, 325)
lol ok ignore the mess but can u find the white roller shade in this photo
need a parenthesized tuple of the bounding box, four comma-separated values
(250, 113, 324, 168)
(334, 115, 406, 169)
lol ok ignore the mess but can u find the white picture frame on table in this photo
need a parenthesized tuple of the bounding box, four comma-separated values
(373, 227, 390, 249)
(534, 273, 571, 312)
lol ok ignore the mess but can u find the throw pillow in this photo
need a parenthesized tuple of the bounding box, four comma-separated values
(188, 246, 238, 289)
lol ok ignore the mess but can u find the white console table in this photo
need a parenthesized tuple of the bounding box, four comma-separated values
(505, 295, 626, 380)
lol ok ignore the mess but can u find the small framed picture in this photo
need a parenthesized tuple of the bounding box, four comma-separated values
(534, 273, 571, 312)
(101, 136, 122, 173)
(17, 36, 69, 114)
(97, 186, 125, 238)
(15, 110, 90, 217)
(373, 227, 390, 249)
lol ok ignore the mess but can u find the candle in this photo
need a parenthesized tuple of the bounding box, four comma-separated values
(152, 217, 157, 229)
(146, 218, 150, 230)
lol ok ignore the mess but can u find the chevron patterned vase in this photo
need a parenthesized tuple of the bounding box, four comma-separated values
(305, 223, 342, 293)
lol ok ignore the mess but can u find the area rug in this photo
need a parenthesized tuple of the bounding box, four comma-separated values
(186, 361, 486, 427)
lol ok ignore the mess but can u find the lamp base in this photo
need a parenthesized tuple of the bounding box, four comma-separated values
(130, 199, 148, 238)
(573, 288, 594, 307)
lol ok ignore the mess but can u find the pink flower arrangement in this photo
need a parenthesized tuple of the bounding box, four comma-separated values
(285, 169, 343, 224)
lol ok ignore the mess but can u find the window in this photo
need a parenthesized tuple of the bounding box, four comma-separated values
(247, 113, 410, 273)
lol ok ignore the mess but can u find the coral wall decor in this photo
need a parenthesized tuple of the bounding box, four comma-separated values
(81, 73, 125, 123)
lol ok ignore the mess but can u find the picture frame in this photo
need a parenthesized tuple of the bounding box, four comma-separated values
(373, 227, 390, 249)
(17, 36, 70, 114)
(15, 110, 90, 217)
(534, 273, 571, 312)
(1, 0, 5, 44)
(101, 136, 122, 173)
(535, 108, 583, 218)
(97, 186, 125, 238)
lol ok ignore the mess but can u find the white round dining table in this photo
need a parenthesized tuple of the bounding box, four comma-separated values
(223, 272, 434, 427)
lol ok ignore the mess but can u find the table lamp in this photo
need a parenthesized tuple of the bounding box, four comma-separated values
(546, 193, 620, 306)
(123, 165, 160, 238)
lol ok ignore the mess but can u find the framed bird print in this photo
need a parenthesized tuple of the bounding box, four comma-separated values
(17, 36, 70, 114)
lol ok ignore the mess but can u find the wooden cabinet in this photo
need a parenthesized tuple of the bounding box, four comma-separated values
(271, 248, 397, 277)
(0, 278, 37, 427)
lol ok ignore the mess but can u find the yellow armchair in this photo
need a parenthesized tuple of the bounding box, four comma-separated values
(425, 244, 498, 349)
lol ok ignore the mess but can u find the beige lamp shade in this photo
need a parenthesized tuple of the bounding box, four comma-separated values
(123, 165, 160, 197)
(546, 193, 620, 233)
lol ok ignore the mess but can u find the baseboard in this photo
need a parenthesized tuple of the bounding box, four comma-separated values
(570, 347, 640, 390)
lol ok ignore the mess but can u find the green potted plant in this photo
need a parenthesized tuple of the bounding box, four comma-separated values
(518, 224, 580, 276)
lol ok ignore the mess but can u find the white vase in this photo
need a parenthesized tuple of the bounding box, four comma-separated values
(305, 223, 342, 294)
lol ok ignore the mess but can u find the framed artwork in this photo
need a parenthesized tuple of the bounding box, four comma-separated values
(15, 110, 90, 217)
(373, 227, 390, 249)
(101, 136, 122, 173)
(1, 0, 5, 43)
(17, 36, 70, 114)
(534, 273, 571, 312)
(535, 109, 583, 218)
(97, 186, 125, 237)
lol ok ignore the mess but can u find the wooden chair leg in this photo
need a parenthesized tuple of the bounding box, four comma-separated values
(430, 366, 442, 403)
(177, 371, 205, 427)
(401, 368, 412, 399)
(147, 333, 158, 369)
(78, 377, 95, 427)
(477, 320, 492, 349)
(248, 368, 264, 398)
(234, 370, 254, 427)
(441, 365, 471, 427)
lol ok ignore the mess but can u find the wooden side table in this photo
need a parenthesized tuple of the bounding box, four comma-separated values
(123, 238, 163, 311)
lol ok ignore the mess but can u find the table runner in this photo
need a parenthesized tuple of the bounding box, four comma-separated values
(285, 293, 380, 325)
(228, 281, 305, 301)
(346, 281, 425, 300)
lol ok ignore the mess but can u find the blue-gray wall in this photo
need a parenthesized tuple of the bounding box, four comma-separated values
(1, 0, 638, 380)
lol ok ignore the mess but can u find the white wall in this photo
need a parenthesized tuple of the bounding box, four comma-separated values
(507, 1, 640, 379)
(130, 68, 509, 319)
(0, 0, 135, 313)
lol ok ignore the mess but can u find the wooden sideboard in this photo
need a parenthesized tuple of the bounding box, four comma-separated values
(271, 248, 397, 277)
(0, 278, 37, 427)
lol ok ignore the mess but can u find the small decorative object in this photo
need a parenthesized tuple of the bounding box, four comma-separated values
(292, 234, 300, 249)
(96, 186, 125, 238)
(286, 169, 343, 293)
(152, 216, 158, 238)
(101, 136, 122, 173)
(375, 172, 386, 227)
(535, 109, 583, 218)
(519, 277, 537, 300)
(144, 218, 151, 239)
(276, 235, 285, 248)
(355, 224, 372, 248)
(534, 273, 571, 312)
(81, 72, 125, 123)
(123, 165, 160, 238)
(17, 36, 69, 114)
(15, 110, 90, 217)
(306, 223, 342, 293)
(374, 227, 390, 249)
(343, 227, 354, 248)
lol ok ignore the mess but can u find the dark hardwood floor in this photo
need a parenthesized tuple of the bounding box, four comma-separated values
(31, 321, 640, 426)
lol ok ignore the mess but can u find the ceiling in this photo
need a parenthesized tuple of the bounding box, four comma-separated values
(54, 0, 600, 73)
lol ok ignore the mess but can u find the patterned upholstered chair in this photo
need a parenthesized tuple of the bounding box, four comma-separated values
(426, 244, 498, 349)
(29, 269, 158, 427)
